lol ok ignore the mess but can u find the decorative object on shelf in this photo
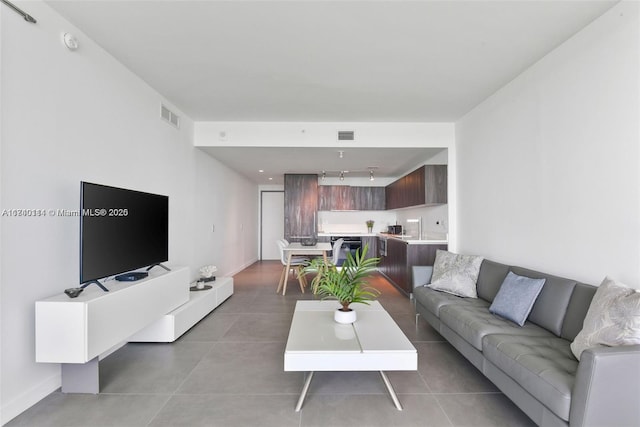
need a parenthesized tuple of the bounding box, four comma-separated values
(366, 220, 374, 233)
(303, 244, 380, 324)
(199, 265, 217, 279)
(190, 284, 212, 291)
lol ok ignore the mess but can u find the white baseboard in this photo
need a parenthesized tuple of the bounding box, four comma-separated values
(226, 257, 258, 277)
(1, 371, 60, 426)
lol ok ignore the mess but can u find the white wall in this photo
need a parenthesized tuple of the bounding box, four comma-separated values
(0, 2, 257, 423)
(456, 1, 639, 287)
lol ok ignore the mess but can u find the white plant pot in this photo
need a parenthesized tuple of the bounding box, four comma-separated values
(334, 308, 357, 324)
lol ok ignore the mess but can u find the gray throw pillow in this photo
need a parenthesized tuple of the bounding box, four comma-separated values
(489, 271, 546, 326)
(427, 250, 483, 298)
(570, 277, 640, 361)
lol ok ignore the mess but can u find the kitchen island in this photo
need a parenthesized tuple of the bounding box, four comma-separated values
(377, 233, 447, 296)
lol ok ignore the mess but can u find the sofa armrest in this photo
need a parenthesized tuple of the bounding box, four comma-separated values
(570, 344, 640, 427)
(412, 266, 433, 290)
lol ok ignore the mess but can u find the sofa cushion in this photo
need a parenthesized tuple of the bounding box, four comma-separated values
(489, 272, 546, 326)
(414, 286, 487, 318)
(439, 303, 553, 351)
(570, 277, 640, 360)
(476, 260, 511, 302)
(561, 283, 597, 341)
(483, 334, 578, 421)
(511, 267, 576, 336)
(428, 250, 483, 298)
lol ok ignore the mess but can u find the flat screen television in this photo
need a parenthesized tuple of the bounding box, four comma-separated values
(80, 182, 169, 288)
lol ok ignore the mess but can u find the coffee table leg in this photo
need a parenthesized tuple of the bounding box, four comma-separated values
(380, 371, 403, 411)
(295, 371, 314, 412)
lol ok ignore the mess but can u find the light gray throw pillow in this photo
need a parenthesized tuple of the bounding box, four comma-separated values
(427, 250, 483, 298)
(489, 271, 546, 326)
(570, 276, 640, 361)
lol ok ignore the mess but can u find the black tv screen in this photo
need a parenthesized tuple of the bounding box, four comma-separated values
(80, 182, 168, 284)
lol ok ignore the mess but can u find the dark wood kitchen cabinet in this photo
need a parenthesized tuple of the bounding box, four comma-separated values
(380, 238, 447, 295)
(354, 186, 385, 210)
(317, 186, 385, 211)
(317, 186, 331, 211)
(384, 238, 408, 292)
(284, 174, 318, 242)
(385, 165, 447, 210)
(333, 186, 355, 210)
(317, 185, 353, 210)
(385, 177, 405, 210)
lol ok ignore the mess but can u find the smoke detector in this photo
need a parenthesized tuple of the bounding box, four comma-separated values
(62, 33, 79, 51)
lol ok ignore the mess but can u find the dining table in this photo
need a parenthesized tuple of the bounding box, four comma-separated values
(277, 242, 332, 296)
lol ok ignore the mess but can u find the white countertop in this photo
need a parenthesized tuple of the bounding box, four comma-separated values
(317, 232, 377, 237)
(377, 233, 448, 245)
(316, 232, 447, 245)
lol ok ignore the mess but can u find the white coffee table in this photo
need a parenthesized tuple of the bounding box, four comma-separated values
(284, 300, 417, 411)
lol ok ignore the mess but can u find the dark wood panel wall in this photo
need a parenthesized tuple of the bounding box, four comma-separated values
(284, 174, 318, 241)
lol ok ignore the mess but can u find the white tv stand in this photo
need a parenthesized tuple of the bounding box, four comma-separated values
(35, 267, 190, 393)
(129, 276, 233, 342)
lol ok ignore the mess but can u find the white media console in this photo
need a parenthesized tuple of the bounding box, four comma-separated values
(35, 267, 233, 393)
(130, 276, 233, 342)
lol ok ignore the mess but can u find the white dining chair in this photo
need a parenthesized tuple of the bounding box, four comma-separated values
(304, 238, 344, 294)
(331, 238, 345, 266)
(276, 240, 308, 295)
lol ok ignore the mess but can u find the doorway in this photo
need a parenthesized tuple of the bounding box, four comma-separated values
(260, 191, 284, 260)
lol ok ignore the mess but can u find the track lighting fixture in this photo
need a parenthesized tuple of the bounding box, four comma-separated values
(318, 169, 377, 180)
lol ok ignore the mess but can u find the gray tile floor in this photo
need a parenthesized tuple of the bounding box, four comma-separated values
(9, 261, 536, 426)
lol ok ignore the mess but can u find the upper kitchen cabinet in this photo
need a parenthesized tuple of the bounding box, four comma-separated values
(318, 186, 385, 211)
(385, 165, 447, 210)
(284, 174, 318, 241)
(424, 165, 448, 204)
(319, 185, 355, 211)
(354, 186, 385, 210)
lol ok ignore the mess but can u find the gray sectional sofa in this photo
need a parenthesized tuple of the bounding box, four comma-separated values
(412, 260, 640, 427)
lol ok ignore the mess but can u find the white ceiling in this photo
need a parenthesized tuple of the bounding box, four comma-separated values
(200, 146, 446, 184)
(45, 0, 617, 184)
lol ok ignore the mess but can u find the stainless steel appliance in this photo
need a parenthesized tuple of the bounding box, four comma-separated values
(378, 237, 387, 257)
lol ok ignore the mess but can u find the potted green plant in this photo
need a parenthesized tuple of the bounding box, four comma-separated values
(366, 219, 374, 233)
(303, 244, 380, 324)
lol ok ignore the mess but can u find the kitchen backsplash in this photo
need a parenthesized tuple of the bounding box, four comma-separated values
(318, 211, 397, 233)
(318, 205, 449, 236)
(396, 204, 449, 234)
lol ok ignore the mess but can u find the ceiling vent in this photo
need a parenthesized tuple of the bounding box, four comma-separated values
(161, 104, 180, 128)
(337, 130, 355, 141)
